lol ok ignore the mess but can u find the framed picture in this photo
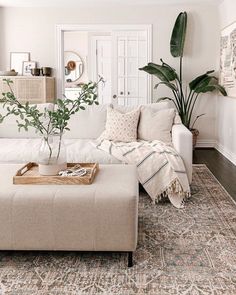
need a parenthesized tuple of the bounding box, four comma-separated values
(10, 52, 30, 75)
(220, 21, 236, 97)
(22, 61, 37, 76)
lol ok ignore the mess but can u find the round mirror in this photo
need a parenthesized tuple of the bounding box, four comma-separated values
(64, 51, 84, 83)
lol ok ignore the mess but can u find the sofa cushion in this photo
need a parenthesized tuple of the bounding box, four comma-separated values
(138, 107, 176, 143)
(64, 104, 110, 139)
(100, 106, 140, 142)
(0, 138, 121, 164)
(0, 103, 54, 138)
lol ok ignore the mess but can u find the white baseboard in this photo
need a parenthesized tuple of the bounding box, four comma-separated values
(195, 139, 217, 148)
(195, 140, 236, 166)
(215, 142, 236, 166)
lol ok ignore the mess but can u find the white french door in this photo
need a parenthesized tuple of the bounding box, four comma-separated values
(70, 26, 152, 106)
(91, 36, 112, 104)
(112, 30, 148, 106)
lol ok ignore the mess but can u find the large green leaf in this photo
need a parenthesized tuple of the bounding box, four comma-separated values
(195, 84, 227, 96)
(154, 81, 177, 92)
(156, 97, 174, 102)
(194, 76, 212, 93)
(170, 12, 187, 57)
(189, 70, 215, 90)
(214, 85, 227, 96)
(148, 62, 177, 81)
(139, 63, 177, 82)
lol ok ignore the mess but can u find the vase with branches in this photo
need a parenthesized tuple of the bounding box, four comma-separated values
(0, 78, 101, 175)
(139, 12, 227, 147)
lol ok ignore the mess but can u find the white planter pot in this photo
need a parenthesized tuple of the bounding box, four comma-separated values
(38, 162, 67, 176)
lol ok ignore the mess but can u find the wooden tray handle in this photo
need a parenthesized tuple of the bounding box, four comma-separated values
(15, 162, 35, 176)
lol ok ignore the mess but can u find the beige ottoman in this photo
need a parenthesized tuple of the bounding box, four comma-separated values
(0, 164, 138, 267)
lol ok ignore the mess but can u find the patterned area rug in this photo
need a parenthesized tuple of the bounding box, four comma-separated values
(0, 165, 235, 295)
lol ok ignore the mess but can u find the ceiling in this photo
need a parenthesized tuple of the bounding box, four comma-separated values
(0, 0, 223, 7)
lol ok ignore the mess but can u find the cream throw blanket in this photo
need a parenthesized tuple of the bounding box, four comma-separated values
(93, 139, 190, 208)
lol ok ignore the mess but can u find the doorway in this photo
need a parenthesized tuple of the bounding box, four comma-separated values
(56, 24, 152, 105)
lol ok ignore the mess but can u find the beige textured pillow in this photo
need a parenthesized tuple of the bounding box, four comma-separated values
(138, 107, 176, 143)
(100, 106, 140, 142)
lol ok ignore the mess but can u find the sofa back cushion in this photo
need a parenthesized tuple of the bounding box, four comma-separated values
(138, 107, 176, 143)
(0, 103, 54, 138)
(64, 104, 110, 139)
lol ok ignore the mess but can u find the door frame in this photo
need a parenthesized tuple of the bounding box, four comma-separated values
(55, 24, 152, 102)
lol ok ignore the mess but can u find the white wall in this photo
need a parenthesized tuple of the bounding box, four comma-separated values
(0, 4, 219, 143)
(216, 0, 236, 165)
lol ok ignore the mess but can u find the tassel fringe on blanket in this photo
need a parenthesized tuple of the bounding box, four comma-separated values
(92, 139, 191, 209)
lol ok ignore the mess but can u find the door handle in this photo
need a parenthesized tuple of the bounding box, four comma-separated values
(128, 91, 130, 95)
(120, 91, 124, 95)
(113, 94, 117, 99)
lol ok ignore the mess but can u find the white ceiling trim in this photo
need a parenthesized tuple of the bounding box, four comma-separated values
(0, 0, 223, 7)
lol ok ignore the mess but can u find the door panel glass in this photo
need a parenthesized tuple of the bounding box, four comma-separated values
(118, 39, 125, 56)
(127, 40, 137, 57)
(118, 57, 125, 76)
(127, 57, 138, 76)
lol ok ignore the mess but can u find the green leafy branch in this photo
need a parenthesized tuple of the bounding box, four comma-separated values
(0, 78, 102, 137)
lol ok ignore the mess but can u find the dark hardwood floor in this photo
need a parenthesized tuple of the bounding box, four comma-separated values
(193, 148, 236, 201)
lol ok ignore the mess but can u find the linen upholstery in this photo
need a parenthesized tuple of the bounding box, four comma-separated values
(172, 124, 193, 183)
(0, 164, 138, 251)
(0, 102, 192, 182)
(64, 104, 110, 139)
(138, 107, 176, 143)
(0, 138, 121, 164)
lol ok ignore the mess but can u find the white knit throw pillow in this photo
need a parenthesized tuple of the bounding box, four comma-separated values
(100, 106, 140, 142)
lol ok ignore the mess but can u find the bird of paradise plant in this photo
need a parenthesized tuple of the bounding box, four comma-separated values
(139, 12, 227, 130)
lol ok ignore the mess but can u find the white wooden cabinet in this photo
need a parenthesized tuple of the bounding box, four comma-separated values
(0, 76, 55, 104)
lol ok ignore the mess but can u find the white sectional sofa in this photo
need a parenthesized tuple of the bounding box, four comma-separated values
(0, 102, 193, 182)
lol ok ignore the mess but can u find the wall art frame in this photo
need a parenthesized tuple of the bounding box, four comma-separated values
(10, 52, 30, 75)
(220, 21, 236, 97)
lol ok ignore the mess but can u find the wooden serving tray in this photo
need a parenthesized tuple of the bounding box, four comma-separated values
(13, 162, 99, 185)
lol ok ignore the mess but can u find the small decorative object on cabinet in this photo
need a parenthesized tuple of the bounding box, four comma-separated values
(0, 76, 55, 103)
(10, 52, 30, 75)
(41, 67, 52, 77)
(22, 61, 37, 76)
(0, 70, 18, 76)
(31, 68, 41, 76)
